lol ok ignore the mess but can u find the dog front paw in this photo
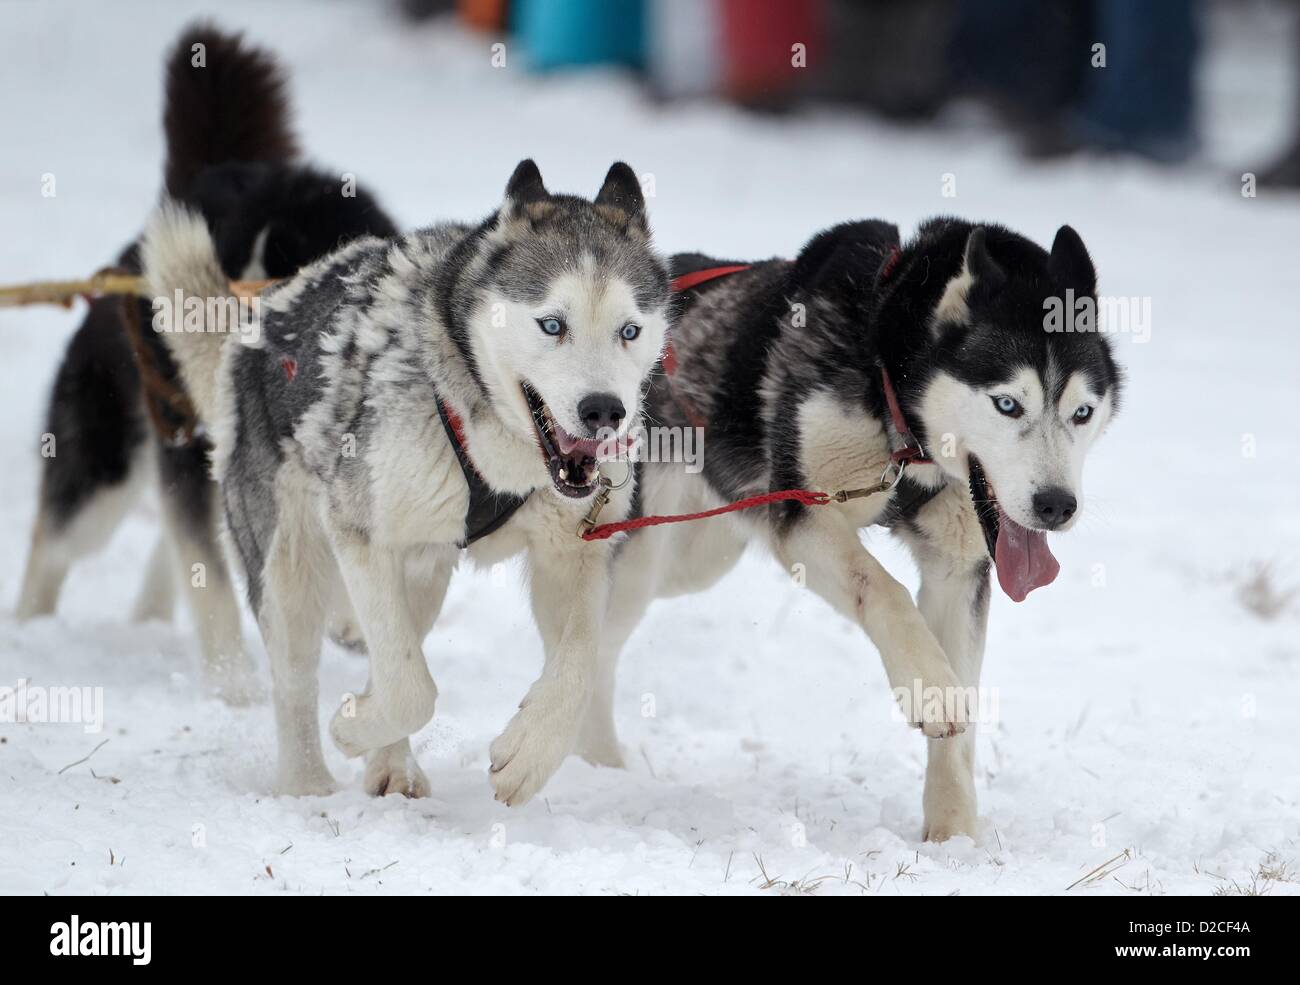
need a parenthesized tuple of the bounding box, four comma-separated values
(896, 661, 971, 739)
(922, 809, 979, 843)
(489, 682, 581, 806)
(364, 741, 430, 798)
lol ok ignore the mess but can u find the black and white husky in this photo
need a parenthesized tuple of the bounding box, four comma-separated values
(575, 218, 1122, 841)
(15, 25, 396, 702)
(141, 160, 672, 799)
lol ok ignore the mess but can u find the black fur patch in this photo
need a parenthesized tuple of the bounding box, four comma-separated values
(163, 22, 299, 198)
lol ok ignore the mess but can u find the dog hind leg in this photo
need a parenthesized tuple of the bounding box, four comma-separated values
(17, 451, 146, 619)
(129, 534, 176, 622)
(576, 478, 749, 769)
(18, 296, 149, 620)
(260, 503, 336, 796)
(576, 638, 629, 769)
(158, 441, 259, 705)
(16, 515, 73, 619)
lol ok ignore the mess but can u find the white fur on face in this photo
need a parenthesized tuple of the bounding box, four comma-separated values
(470, 258, 669, 438)
(920, 366, 1113, 530)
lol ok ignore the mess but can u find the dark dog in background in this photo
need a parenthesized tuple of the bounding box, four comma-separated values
(16, 24, 396, 702)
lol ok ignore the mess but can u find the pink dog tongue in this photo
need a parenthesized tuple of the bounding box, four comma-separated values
(554, 429, 600, 456)
(555, 428, 629, 458)
(994, 513, 1060, 602)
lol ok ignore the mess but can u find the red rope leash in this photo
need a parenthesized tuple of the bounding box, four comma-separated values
(580, 488, 829, 542)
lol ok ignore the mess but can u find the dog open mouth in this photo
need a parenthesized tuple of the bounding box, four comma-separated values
(968, 456, 1061, 602)
(522, 382, 603, 499)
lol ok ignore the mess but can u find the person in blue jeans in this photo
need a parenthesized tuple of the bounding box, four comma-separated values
(951, 0, 1200, 163)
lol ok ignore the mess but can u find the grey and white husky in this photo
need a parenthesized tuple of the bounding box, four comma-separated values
(574, 218, 1122, 841)
(142, 160, 672, 801)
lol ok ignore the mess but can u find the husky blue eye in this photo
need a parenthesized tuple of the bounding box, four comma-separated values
(992, 395, 1022, 418)
(537, 317, 564, 337)
(1073, 404, 1093, 423)
(620, 323, 641, 342)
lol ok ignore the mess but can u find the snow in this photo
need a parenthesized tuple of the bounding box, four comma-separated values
(1, 0, 1298, 896)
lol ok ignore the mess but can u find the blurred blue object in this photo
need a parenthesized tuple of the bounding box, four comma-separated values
(515, 0, 647, 70)
(1075, 0, 1199, 162)
(952, 0, 1199, 163)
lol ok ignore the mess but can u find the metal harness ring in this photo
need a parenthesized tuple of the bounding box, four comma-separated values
(596, 459, 633, 491)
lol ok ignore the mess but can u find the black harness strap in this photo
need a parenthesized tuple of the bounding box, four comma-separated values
(435, 398, 529, 547)
(873, 475, 943, 530)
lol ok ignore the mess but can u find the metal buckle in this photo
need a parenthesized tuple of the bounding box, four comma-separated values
(829, 459, 908, 504)
(576, 475, 614, 537)
(883, 457, 908, 491)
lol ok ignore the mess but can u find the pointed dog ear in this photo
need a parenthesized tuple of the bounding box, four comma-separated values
(594, 161, 647, 237)
(1048, 224, 1096, 296)
(505, 158, 547, 204)
(964, 227, 1005, 290)
(503, 158, 550, 222)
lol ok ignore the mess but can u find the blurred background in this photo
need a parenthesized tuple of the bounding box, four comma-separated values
(3, 0, 1297, 268)
(408, 0, 1299, 178)
(3, 0, 1294, 303)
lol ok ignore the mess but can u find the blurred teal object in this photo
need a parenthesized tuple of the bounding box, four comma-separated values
(515, 0, 646, 70)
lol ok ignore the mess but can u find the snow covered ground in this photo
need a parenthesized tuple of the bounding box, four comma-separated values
(1, 0, 1298, 895)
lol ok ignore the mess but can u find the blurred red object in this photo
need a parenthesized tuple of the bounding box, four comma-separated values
(718, 0, 821, 102)
(460, 0, 509, 31)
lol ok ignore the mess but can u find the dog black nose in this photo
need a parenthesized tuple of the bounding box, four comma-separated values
(1032, 488, 1077, 529)
(578, 393, 625, 434)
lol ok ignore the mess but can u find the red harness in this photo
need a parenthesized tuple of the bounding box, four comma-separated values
(580, 262, 931, 541)
(670, 264, 754, 293)
(879, 363, 932, 466)
(440, 398, 470, 448)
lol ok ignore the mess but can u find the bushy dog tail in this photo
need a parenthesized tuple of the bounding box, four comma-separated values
(141, 202, 235, 422)
(162, 22, 298, 198)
